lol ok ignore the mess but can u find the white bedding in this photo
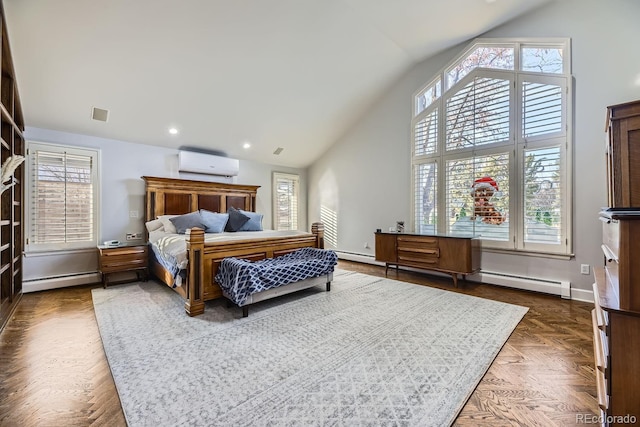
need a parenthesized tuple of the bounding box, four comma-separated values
(149, 229, 314, 287)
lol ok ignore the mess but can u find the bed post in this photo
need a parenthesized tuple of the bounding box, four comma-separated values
(185, 227, 206, 316)
(311, 222, 325, 249)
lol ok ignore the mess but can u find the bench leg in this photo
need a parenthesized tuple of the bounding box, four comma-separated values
(242, 306, 249, 318)
(326, 282, 331, 292)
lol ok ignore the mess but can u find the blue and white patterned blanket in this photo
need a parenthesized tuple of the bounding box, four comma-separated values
(215, 248, 338, 307)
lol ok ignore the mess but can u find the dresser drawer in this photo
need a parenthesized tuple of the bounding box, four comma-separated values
(591, 309, 608, 372)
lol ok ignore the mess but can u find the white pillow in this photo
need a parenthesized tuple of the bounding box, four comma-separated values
(158, 215, 178, 234)
(145, 218, 164, 233)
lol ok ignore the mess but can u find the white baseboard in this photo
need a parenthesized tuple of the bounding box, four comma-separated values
(23, 273, 101, 293)
(474, 271, 571, 299)
(336, 251, 593, 302)
(335, 251, 381, 265)
(569, 287, 594, 303)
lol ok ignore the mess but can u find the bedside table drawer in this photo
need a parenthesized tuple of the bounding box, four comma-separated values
(98, 245, 149, 287)
(100, 256, 148, 272)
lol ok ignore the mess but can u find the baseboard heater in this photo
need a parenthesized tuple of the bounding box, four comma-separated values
(474, 271, 571, 299)
(335, 251, 571, 299)
(23, 272, 101, 293)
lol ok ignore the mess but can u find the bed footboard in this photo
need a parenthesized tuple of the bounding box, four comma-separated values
(184, 223, 326, 316)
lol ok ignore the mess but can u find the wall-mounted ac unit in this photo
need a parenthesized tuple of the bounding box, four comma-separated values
(178, 151, 239, 177)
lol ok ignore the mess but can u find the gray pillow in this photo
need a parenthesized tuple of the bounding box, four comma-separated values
(169, 211, 205, 234)
(237, 209, 263, 231)
(225, 207, 250, 232)
(199, 210, 229, 233)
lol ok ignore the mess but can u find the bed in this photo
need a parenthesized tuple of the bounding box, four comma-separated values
(143, 176, 328, 316)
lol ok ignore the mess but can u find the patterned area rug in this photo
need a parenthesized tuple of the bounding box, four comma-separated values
(92, 269, 528, 427)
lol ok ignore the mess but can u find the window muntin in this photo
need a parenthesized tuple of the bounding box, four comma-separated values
(26, 142, 100, 252)
(412, 39, 570, 255)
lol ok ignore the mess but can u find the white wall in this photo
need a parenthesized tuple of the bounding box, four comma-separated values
(22, 127, 306, 288)
(308, 0, 640, 296)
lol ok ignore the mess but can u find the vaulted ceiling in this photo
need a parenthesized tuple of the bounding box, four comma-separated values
(5, 0, 554, 168)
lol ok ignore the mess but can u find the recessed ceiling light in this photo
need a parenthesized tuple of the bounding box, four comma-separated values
(169, 127, 179, 135)
(243, 142, 251, 149)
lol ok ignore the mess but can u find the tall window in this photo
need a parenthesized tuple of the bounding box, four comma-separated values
(272, 172, 299, 231)
(412, 39, 571, 255)
(26, 142, 100, 252)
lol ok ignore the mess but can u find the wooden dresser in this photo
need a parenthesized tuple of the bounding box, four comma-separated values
(592, 210, 640, 422)
(375, 232, 480, 287)
(591, 99, 640, 425)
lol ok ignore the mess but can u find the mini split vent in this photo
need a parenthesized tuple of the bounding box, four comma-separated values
(91, 107, 109, 122)
(273, 147, 284, 155)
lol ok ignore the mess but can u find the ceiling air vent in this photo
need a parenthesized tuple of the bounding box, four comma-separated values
(273, 147, 284, 155)
(91, 107, 109, 122)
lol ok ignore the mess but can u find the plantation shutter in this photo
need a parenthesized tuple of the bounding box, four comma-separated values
(522, 146, 563, 247)
(521, 75, 566, 140)
(414, 109, 438, 156)
(414, 162, 437, 234)
(445, 73, 512, 151)
(273, 173, 299, 231)
(28, 144, 97, 250)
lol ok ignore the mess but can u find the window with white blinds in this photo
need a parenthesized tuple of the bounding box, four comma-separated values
(411, 38, 571, 255)
(26, 142, 100, 252)
(272, 172, 299, 231)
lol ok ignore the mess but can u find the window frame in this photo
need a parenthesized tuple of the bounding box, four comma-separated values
(25, 141, 101, 253)
(272, 172, 300, 231)
(411, 38, 572, 256)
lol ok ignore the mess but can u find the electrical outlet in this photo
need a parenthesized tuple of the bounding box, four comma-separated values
(126, 232, 142, 241)
(129, 210, 139, 218)
(580, 264, 590, 275)
(364, 242, 370, 249)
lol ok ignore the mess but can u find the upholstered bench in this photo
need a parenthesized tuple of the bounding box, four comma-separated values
(215, 247, 338, 317)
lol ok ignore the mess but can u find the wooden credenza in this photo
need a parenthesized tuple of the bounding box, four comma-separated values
(375, 232, 480, 287)
(592, 209, 640, 423)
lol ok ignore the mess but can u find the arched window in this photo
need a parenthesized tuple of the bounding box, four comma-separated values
(411, 39, 571, 255)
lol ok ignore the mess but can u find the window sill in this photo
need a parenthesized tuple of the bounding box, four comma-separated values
(24, 247, 98, 257)
(482, 247, 574, 261)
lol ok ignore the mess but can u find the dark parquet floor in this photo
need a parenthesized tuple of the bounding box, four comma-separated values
(0, 260, 599, 426)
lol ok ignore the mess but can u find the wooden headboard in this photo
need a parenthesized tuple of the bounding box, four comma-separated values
(142, 176, 260, 221)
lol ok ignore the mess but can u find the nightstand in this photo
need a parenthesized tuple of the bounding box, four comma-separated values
(97, 243, 149, 288)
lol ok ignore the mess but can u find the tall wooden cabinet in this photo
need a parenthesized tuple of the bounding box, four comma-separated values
(605, 100, 640, 207)
(590, 99, 640, 424)
(0, 3, 25, 331)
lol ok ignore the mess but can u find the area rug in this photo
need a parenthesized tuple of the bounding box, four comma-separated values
(92, 269, 528, 427)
